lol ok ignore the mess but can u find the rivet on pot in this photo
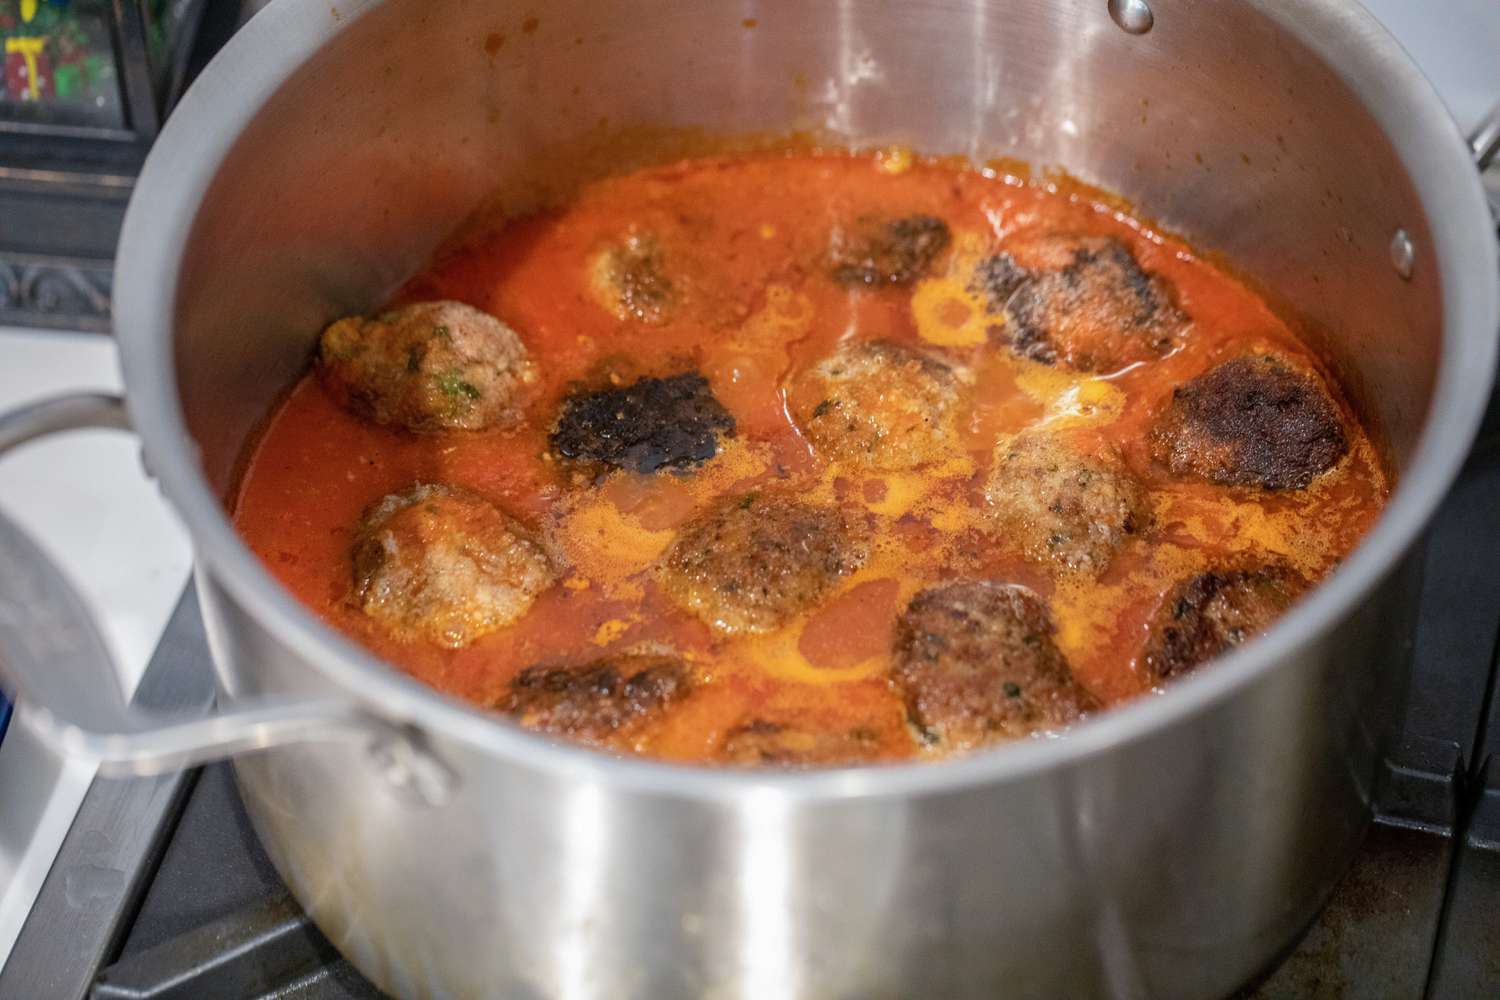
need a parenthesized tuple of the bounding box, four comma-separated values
(1389, 229, 1415, 281)
(1108, 0, 1154, 35)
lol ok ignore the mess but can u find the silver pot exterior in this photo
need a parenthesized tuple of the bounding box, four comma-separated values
(113, 1, 1499, 998)
(197, 565, 1420, 999)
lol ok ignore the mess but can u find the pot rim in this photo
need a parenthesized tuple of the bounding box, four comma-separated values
(114, 0, 1499, 802)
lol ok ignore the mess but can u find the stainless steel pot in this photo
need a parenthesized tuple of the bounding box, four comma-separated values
(1, 1, 1497, 997)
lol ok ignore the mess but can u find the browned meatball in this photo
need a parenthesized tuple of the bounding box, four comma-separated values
(658, 493, 863, 635)
(985, 430, 1148, 575)
(891, 581, 1097, 750)
(351, 483, 557, 647)
(498, 653, 691, 745)
(550, 371, 735, 474)
(1150, 353, 1348, 490)
(588, 230, 673, 323)
(971, 234, 1186, 372)
(719, 719, 884, 768)
(318, 300, 537, 432)
(831, 214, 952, 287)
(1141, 564, 1308, 684)
(792, 341, 963, 472)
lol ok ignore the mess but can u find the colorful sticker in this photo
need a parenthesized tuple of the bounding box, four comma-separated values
(1, 0, 123, 127)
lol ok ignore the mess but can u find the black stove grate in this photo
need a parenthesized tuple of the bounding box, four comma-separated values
(90, 763, 379, 1000)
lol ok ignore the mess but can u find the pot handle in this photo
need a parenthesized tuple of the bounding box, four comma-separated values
(1472, 102, 1500, 172)
(0, 394, 455, 805)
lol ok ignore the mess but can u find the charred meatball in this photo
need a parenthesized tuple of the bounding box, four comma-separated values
(351, 483, 557, 647)
(793, 341, 963, 472)
(589, 231, 673, 323)
(550, 371, 736, 474)
(719, 719, 884, 768)
(831, 214, 952, 287)
(985, 430, 1148, 575)
(891, 581, 1097, 749)
(971, 235, 1186, 371)
(499, 653, 691, 745)
(1141, 564, 1308, 684)
(318, 300, 537, 432)
(658, 493, 863, 635)
(1150, 353, 1348, 490)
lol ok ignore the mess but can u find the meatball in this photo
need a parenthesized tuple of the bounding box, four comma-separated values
(1141, 564, 1308, 684)
(498, 653, 691, 745)
(1149, 353, 1348, 490)
(658, 493, 863, 635)
(970, 235, 1186, 371)
(890, 580, 1097, 749)
(792, 341, 963, 472)
(719, 719, 883, 768)
(351, 483, 557, 647)
(549, 371, 736, 474)
(831, 214, 952, 288)
(985, 430, 1148, 575)
(588, 231, 673, 323)
(317, 300, 537, 432)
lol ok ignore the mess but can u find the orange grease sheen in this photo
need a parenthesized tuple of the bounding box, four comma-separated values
(232, 151, 1389, 763)
(798, 578, 902, 670)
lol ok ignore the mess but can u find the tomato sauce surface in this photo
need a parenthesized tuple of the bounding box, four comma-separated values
(233, 150, 1389, 765)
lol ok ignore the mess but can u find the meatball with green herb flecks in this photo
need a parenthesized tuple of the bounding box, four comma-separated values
(986, 430, 1148, 575)
(792, 341, 964, 472)
(499, 653, 691, 745)
(1141, 563, 1308, 684)
(973, 234, 1186, 372)
(890, 580, 1097, 750)
(351, 483, 556, 647)
(318, 300, 537, 432)
(658, 493, 863, 636)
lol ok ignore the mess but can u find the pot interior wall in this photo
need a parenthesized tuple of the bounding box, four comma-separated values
(174, 0, 1440, 497)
